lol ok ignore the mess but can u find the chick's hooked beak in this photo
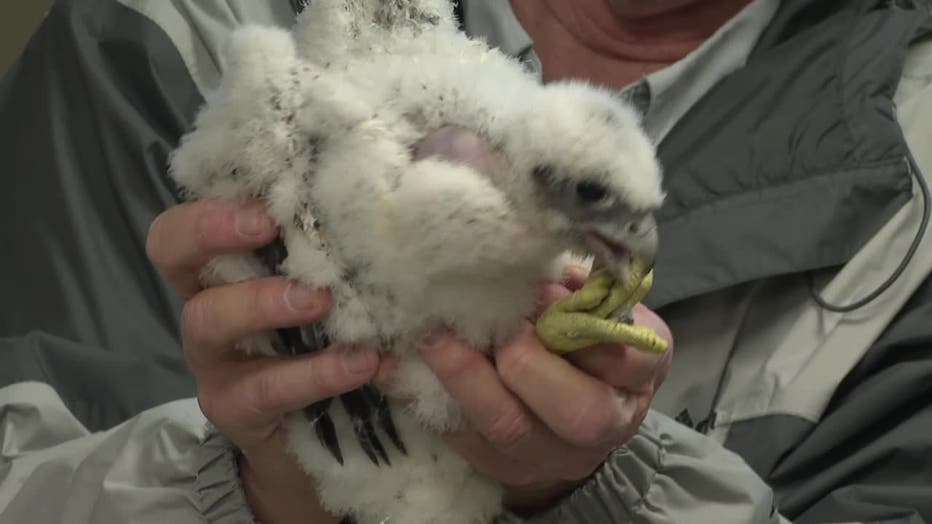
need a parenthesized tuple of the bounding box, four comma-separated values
(583, 214, 658, 284)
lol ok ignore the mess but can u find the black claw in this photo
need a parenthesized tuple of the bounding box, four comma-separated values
(256, 235, 289, 273)
(341, 389, 390, 466)
(364, 385, 408, 455)
(368, 421, 391, 465)
(256, 235, 405, 469)
(305, 399, 343, 465)
(303, 323, 331, 350)
(276, 322, 330, 356)
(275, 326, 306, 355)
(318, 414, 344, 465)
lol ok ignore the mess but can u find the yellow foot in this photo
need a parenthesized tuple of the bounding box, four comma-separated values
(536, 263, 668, 354)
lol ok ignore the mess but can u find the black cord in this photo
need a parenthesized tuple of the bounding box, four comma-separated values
(808, 153, 930, 312)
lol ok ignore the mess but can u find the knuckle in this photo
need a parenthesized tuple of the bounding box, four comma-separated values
(584, 356, 626, 387)
(259, 278, 299, 325)
(252, 280, 279, 325)
(499, 469, 539, 488)
(249, 370, 286, 414)
(561, 388, 620, 447)
(495, 341, 537, 385)
(429, 340, 482, 382)
(181, 295, 215, 349)
(560, 464, 592, 482)
(484, 406, 534, 453)
(559, 455, 604, 481)
(194, 206, 218, 252)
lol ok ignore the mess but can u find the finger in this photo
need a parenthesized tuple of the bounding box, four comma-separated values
(199, 347, 379, 430)
(147, 199, 278, 298)
(495, 324, 634, 448)
(182, 277, 331, 366)
(443, 431, 537, 486)
(568, 304, 673, 390)
(566, 345, 660, 392)
(418, 331, 582, 461)
(444, 428, 605, 487)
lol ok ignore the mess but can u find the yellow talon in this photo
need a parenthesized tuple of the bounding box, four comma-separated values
(536, 262, 668, 355)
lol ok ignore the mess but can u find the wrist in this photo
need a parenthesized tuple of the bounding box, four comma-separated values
(238, 443, 340, 524)
(502, 479, 581, 517)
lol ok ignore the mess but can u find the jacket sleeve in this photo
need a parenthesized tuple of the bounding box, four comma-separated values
(0, 382, 253, 524)
(0, 383, 781, 524)
(0, 0, 202, 430)
(514, 410, 786, 524)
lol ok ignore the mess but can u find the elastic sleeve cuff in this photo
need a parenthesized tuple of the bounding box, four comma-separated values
(514, 411, 778, 524)
(528, 427, 663, 523)
(494, 421, 665, 524)
(194, 427, 256, 523)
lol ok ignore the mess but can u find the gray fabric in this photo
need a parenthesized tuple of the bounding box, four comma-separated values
(724, 415, 816, 487)
(638, 0, 780, 143)
(649, 0, 924, 308)
(0, 0, 202, 430)
(724, 274, 932, 523)
(460, 0, 533, 61)
(461, 0, 781, 145)
(525, 410, 783, 524)
(654, 48, 932, 434)
(663, 25, 932, 523)
(0, 382, 782, 524)
(116, 0, 297, 95)
(0, 382, 252, 524)
(463, 0, 923, 311)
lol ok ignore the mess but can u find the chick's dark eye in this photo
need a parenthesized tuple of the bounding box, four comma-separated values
(576, 180, 609, 203)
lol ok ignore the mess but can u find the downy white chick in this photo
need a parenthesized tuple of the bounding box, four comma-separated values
(169, 1, 664, 523)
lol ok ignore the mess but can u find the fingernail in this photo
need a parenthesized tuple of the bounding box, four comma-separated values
(418, 327, 449, 352)
(342, 348, 378, 375)
(235, 202, 273, 236)
(285, 282, 324, 311)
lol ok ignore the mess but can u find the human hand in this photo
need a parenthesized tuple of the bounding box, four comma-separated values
(382, 271, 672, 516)
(147, 200, 380, 524)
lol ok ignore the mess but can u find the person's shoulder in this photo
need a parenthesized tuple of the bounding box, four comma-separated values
(52, 0, 297, 95)
(114, 0, 296, 34)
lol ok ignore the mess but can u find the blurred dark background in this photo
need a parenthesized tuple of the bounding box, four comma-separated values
(1, 1, 54, 76)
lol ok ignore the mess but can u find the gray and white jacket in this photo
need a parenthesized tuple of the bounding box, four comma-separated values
(1, 0, 930, 523)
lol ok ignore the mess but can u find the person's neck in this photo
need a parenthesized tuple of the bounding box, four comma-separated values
(510, 0, 751, 88)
